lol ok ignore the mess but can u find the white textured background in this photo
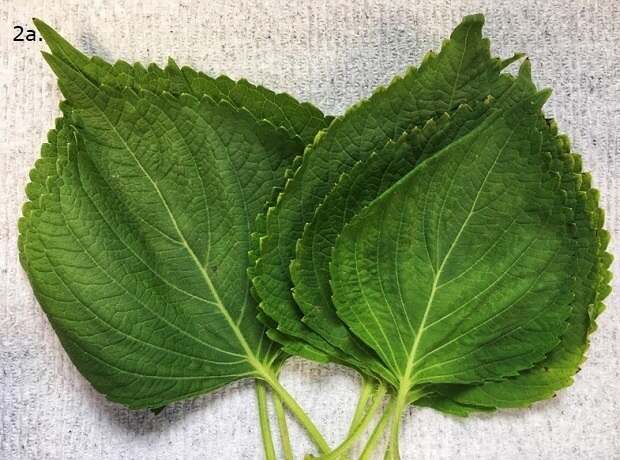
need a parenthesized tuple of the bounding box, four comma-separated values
(1, 1, 619, 459)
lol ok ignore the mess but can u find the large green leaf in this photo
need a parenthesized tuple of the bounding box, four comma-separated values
(296, 60, 611, 416)
(19, 50, 305, 408)
(252, 14, 524, 365)
(330, 89, 576, 400)
(32, 18, 337, 377)
(21, 21, 336, 409)
(291, 62, 542, 390)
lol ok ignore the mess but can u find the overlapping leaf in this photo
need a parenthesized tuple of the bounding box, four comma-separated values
(19, 21, 332, 408)
(20, 17, 611, 455)
(425, 118, 612, 413)
(32, 19, 331, 145)
(291, 63, 541, 387)
(251, 14, 611, 418)
(252, 14, 525, 367)
(330, 87, 574, 391)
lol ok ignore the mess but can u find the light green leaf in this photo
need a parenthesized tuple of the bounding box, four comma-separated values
(19, 51, 305, 408)
(330, 89, 575, 398)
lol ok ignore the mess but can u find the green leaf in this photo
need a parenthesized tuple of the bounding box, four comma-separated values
(424, 118, 613, 412)
(22, 21, 336, 411)
(32, 20, 335, 369)
(20, 16, 611, 454)
(330, 89, 576, 398)
(19, 51, 305, 408)
(33, 18, 332, 145)
(252, 14, 524, 365)
(291, 62, 540, 389)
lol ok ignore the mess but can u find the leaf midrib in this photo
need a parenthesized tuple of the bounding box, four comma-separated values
(64, 71, 264, 370)
(106, 108, 259, 362)
(76, 138, 248, 359)
(398, 132, 513, 390)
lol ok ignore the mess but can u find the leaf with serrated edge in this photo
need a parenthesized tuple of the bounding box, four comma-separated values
(253, 14, 525, 362)
(330, 90, 576, 409)
(292, 62, 542, 389)
(33, 19, 333, 365)
(19, 49, 305, 408)
(33, 18, 331, 145)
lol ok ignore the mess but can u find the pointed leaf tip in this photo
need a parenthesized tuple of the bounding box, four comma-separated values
(33, 19, 89, 70)
(518, 58, 533, 79)
(536, 88, 553, 106)
(451, 13, 485, 41)
(33, 18, 60, 44)
(461, 13, 485, 25)
(500, 52, 527, 70)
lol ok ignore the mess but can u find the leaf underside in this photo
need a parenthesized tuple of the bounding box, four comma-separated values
(331, 88, 573, 385)
(253, 14, 523, 365)
(19, 20, 331, 408)
(252, 14, 611, 413)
